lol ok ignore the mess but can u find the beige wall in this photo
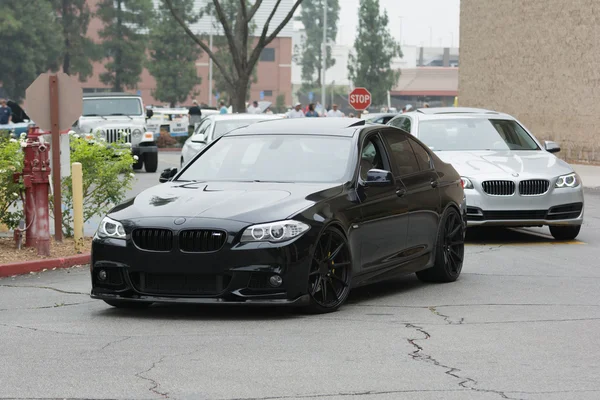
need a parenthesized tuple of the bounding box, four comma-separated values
(459, 0, 600, 164)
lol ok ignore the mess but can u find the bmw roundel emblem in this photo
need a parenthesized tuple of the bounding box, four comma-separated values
(174, 217, 186, 225)
(512, 173, 519, 177)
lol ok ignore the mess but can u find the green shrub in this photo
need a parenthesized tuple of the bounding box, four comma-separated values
(50, 132, 135, 237)
(0, 136, 24, 229)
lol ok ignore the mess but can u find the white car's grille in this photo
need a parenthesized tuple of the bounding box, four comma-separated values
(105, 128, 132, 143)
(519, 179, 550, 196)
(482, 180, 515, 196)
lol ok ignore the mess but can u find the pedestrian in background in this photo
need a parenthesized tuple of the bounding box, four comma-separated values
(247, 100, 261, 114)
(305, 103, 319, 117)
(188, 100, 202, 126)
(286, 102, 305, 118)
(326, 104, 344, 117)
(0, 99, 12, 125)
(315, 101, 324, 116)
(423, 103, 430, 108)
(219, 100, 228, 114)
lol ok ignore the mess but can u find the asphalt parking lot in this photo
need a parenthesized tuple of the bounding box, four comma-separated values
(5, 152, 600, 400)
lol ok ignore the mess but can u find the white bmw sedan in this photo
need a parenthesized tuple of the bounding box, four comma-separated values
(180, 113, 282, 167)
(387, 107, 584, 240)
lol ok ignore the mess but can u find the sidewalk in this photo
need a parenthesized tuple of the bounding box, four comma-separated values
(573, 164, 600, 188)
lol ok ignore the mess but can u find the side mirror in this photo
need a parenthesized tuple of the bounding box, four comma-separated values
(159, 167, 177, 183)
(544, 140, 561, 153)
(364, 169, 393, 187)
(192, 133, 207, 144)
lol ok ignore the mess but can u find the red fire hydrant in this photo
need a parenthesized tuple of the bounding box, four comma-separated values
(19, 127, 52, 256)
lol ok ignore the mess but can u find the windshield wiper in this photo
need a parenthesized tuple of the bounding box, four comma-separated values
(109, 113, 133, 120)
(83, 114, 107, 120)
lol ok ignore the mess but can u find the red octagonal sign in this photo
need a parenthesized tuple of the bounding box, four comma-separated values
(348, 87, 372, 111)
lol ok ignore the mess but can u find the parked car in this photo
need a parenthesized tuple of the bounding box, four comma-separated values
(74, 93, 158, 172)
(360, 112, 399, 124)
(180, 113, 282, 167)
(387, 107, 584, 240)
(90, 118, 466, 313)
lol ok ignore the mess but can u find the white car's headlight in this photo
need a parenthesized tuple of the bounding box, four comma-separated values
(240, 220, 310, 243)
(97, 217, 126, 239)
(461, 177, 474, 189)
(555, 173, 580, 188)
(132, 129, 142, 138)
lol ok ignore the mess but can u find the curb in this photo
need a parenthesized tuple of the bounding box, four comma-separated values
(158, 148, 182, 152)
(0, 253, 91, 278)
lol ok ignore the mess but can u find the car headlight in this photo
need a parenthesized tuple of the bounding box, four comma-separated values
(555, 173, 580, 188)
(461, 177, 474, 189)
(240, 220, 310, 243)
(97, 217, 126, 239)
(132, 129, 142, 138)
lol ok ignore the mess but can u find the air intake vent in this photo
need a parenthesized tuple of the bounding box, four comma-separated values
(179, 230, 227, 252)
(482, 181, 515, 196)
(519, 180, 550, 195)
(131, 229, 173, 252)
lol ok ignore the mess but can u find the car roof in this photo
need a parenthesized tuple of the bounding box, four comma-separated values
(228, 117, 367, 137)
(404, 107, 515, 121)
(362, 113, 398, 120)
(202, 113, 282, 122)
(83, 92, 141, 98)
(151, 108, 189, 114)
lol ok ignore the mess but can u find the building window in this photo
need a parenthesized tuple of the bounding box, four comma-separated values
(260, 48, 275, 62)
(83, 88, 111, 93)
(263, 90, 273, 97)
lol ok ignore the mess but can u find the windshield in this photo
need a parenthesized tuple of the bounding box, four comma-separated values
(178, 134, 353, 183)
(213, 119, 268, 140)
(82, 98, 143, 116)
(417, 118, 540, 151)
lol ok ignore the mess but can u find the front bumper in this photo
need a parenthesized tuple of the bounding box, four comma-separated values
(132, 142, 157, 156)
(90, 218, 316, 306)
(465, 185, 584, 227)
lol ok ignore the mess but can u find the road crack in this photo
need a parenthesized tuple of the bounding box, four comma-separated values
(100, 336, 131, 351)
(0, 284, 87, 295)
(405, 323, 523, 400)
(135, 355, 169, 398)
(429, 306, 464, 324)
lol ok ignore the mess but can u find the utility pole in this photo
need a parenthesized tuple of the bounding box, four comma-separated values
(208, 32, 213, 106)
(321, 0, 327, 109)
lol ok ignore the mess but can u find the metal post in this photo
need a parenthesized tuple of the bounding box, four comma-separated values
(49, 75, 63, 242)
(72, 162, 84, 253)
(321, 0, 327, 109)
(208, 32, 213, 107)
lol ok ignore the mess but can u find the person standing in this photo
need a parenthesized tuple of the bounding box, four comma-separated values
(326, 104, 344, 117)
(286, 102, 305, 118)
(219, 100, 228, 114)
(188, 100, 202, 128)
(305, 103, 319, 117)
(0, 99, 12, 125)
(315, 101, 324, 116)
(247, 100, 261, 114)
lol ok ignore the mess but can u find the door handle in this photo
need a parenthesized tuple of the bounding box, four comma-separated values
(396, 188, 406, 197)
(430, 180, 439, 188)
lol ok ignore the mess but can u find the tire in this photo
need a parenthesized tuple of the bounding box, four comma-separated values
(132, 157, 143, 170)
(302, 226, 353, 314)
(144, 152, 158, 173)
(549, 225, 581, 240)
(103, 300, 152, 309)
(416, 207, 465, 283)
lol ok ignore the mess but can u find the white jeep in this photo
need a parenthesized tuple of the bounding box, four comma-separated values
(74, 93, 158, 172)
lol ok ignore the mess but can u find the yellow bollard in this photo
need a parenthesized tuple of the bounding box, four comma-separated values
(72, 162, 84, 253)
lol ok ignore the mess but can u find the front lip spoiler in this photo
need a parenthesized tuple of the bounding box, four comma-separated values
(91, 292, 311, 307)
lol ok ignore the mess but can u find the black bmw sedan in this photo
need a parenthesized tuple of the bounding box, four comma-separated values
(91, 118, 466, 313)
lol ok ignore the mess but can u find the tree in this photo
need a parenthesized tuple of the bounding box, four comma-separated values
(164, 0, 304, 112)
(53, 0, 101, 80)
(0, 0, 63, 102)
(96, 0, 153, 92)
(347, 0, 401, 106)
(147, 0, 203, 107)
(294, 0, 340, 87)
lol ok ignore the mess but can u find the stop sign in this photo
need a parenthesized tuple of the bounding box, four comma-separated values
(348, 87, 372, 111)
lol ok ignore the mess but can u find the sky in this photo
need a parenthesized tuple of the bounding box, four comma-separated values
(336, 0, 461, 48)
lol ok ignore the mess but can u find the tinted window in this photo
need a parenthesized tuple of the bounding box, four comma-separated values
(408, 138, 432, 171)
(417, 118, 539, 151)
(389, 117, 404, 128)
(359, 137, 385, 180)
(82, 98, 142, 116)
(260, 48, 275, 62)
(179, 135, 353, 183)
(382, 131, 420, 176)
(400, 117, 411, 132)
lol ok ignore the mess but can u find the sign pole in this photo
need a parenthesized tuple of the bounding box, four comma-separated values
(49, 75, 63, 242)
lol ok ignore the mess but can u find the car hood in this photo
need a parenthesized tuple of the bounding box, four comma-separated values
(79, 117, 145, 132)
(434, 150, 574, 179)
(108, 181, 344, 224)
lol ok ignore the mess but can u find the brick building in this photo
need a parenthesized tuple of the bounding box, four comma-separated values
(459, 0, 600, 164)
(82, 0, 294, 108)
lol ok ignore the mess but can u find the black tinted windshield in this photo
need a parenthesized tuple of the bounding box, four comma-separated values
(83, 98, 143, 116)
(417, 118, 539, 151)
(213, 119, 267, 140)
(178, 135, 353, 183)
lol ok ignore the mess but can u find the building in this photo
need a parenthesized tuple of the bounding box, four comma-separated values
(82, 0, 294, 108)
(460, 0, 600, 164)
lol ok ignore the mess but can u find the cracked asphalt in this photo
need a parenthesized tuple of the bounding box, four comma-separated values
(2, 162, 600, 399)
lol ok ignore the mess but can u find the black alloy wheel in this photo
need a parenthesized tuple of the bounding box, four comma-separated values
(305, 227, 352, 313)
(416, 207, 465, 283)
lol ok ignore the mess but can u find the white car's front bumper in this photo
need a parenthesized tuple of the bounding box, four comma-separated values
(465, 184, 584, 227)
